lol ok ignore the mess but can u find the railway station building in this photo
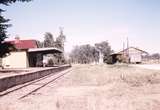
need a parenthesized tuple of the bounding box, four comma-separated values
(2, 37, 62, 68)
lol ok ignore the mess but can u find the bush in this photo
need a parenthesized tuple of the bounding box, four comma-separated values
(106, 56, 113, 64)
(47, 59, 54, 66)
(36, 61, 43, 67)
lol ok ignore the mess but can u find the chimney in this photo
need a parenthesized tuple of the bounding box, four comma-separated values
(15, 35, 20, 43)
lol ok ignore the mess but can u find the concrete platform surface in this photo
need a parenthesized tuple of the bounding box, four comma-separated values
(0, 67, 67, 79)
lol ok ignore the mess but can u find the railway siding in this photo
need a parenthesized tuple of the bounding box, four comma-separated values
(0, 65, 71, 92)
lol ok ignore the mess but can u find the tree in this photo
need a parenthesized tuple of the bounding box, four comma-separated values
(0, 0, 32, 57)
(43, 32, 54, 47)
(69, 46, 80, 63)
(36, 40, 43, 48)
(55, 28, 66, 51)
(42, 31, 67, 65)
(70, 44, 98, 64)
(0, 0, 31, 5)
(95, 41, 112, 63)
(151, 53, 160, 59)
(70, 41, 113, 64)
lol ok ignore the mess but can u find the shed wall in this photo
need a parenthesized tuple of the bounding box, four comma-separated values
(2, 51, 29, 68)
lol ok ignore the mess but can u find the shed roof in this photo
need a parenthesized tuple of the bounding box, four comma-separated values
(110, 53, 122, 56)
(118, 47, 148, 54)
(28, 47, 62, 54)
(6, 40, 37, 50)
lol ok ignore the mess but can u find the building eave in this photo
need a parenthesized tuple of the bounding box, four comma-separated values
(28, 47, 63, 53)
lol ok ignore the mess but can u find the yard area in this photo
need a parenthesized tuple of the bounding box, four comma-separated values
(1, 64, 160, 110)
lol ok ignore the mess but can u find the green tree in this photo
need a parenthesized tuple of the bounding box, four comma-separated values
(70, 41, 113, 64)
(55, 28, 66, 51)
(0, 0, 31, 5)
(54, 29, 66, 65)
(95, 41, 112, 63)
(43, 32, 54, 47)
(42, 31, 67, 65)
(70, 44, 98, 64)
(36, 40, 43, 48)
(0, 0, 32, 57)
(151, 53, 160, 59)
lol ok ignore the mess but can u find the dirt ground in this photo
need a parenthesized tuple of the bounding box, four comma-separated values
(1, 64, 160, 110)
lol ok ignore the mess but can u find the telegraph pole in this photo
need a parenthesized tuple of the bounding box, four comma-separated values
(127, 37, 130, 63)
(123, 42, 125, 58)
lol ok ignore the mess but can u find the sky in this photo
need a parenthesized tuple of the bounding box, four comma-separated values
(1, 0, 160, 53)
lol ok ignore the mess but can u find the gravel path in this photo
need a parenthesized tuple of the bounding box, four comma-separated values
(1, 64, 160, 110)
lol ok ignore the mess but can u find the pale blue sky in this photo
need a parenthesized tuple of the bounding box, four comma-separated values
(1, 0, 160, 53)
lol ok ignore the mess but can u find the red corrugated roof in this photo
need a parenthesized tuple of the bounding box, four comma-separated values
(7, 40, 37, 50)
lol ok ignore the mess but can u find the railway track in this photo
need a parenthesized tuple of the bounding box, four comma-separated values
(0, 68, 72, 100)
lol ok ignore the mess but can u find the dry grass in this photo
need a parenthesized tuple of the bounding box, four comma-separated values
(1, 64, 160, 110)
